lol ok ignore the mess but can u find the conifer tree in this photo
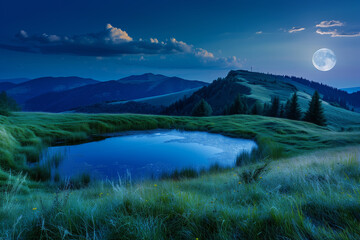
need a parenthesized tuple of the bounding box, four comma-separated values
(0, 91, 20, 116)
(268, 96, 280, 117)
(285, 99, 291, 116)
(286, 92, 302, 120)
(279, 104, 285, 118)
(263, 102, 270, 116)
(251, 102, 261, 115)
(191, 98, 213, 117)
(222, 104, 230, 115)
(229, 94, 248, 115)
(304, 91, 326, 126)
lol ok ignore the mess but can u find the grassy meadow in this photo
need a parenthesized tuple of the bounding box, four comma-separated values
(1, 112, 360, 239)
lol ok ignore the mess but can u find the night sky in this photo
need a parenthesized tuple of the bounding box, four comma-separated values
(1, 0, 359, 87)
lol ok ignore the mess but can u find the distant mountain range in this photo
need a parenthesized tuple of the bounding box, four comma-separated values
(0, 82, 17, 92)
(6, 77, 99, 103)
(2, 71, 360, 129)
(1, 73, 208, 112)
(0, 78, 30, 84)
(341, 87, 360, 94)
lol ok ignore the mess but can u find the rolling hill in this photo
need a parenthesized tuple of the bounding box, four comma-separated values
(7, 76, 99, 103)
(0, 82, 17, 92)
(24, 73, 208, 112)
(74, 87, 202, 114)
(111, 87, 201, 107)
(0, 78, 30, 84)
(288, 76, 360, 110)
(164, 70, 360, 130)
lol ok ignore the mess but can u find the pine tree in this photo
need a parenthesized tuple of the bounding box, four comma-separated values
(191, 98, 213, 117)
(0, 91, 20, 116)
(285, 99, 291, 116)
(229, 94, 248, 115)
(279, 104, 285, 118)
(251, 102, 261, 115)
(263, 102, 270, 116)
(222, 104, 230, 115)
(304, 91, 326, 126)
(286, 92, 302, 120)
(268, 96, 280, 117)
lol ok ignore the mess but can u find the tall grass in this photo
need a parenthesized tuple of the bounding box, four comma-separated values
(236, 137, 285, 166)
(160, 163, 229, 181)
(1, 146, 360, 239)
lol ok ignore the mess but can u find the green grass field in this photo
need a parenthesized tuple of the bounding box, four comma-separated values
(1, 112, 360, 239)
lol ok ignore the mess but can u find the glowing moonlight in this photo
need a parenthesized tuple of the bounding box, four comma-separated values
(312, 48, 336, 71)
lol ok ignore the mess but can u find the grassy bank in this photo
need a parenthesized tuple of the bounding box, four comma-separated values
(1, 112, 360, 186)
(1, 146, 360, 239)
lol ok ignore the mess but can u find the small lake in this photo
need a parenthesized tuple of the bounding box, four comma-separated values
(41, 130, 257, 180)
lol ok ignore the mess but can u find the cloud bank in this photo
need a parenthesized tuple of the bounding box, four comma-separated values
(0, 24, 241, 68)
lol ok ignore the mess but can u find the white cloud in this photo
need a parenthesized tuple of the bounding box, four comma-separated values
(316, 20, 344, 28)
(150, 38, 159, 43)
(41, 33, 61, 42)
(105, 23, 133, 42)
(288, 27, 305, 33)
(316, 29, 360, 37)
(19, 30, 28, 38)
(195, 48, 214, 58)
(255, 31, 263, 35)
(169, 38, 193, 53)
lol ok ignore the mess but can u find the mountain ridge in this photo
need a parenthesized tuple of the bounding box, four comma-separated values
(23, 74, 208, 112)
(7, 76, 99, 103)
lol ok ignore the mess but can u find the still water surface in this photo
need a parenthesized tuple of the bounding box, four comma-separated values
(42, 130, 257, 180)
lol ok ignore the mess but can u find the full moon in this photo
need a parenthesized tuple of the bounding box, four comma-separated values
(312, 48, 336, 71)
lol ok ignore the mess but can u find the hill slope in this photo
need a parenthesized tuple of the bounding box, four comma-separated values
(0, 82, 17, 92)
(110, 87, 202, 107)
(342, 87, 360, 94)
(7, 76, 99, 103)
(0, 78, 29, 84)
(165, 70, 360, 129)
(74, 87, 202, 114)
(24, 74, 208, 112)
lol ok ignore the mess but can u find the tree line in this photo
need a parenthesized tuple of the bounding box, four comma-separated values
(288, 76, 357, 111)
(191, 91, 326, 126)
